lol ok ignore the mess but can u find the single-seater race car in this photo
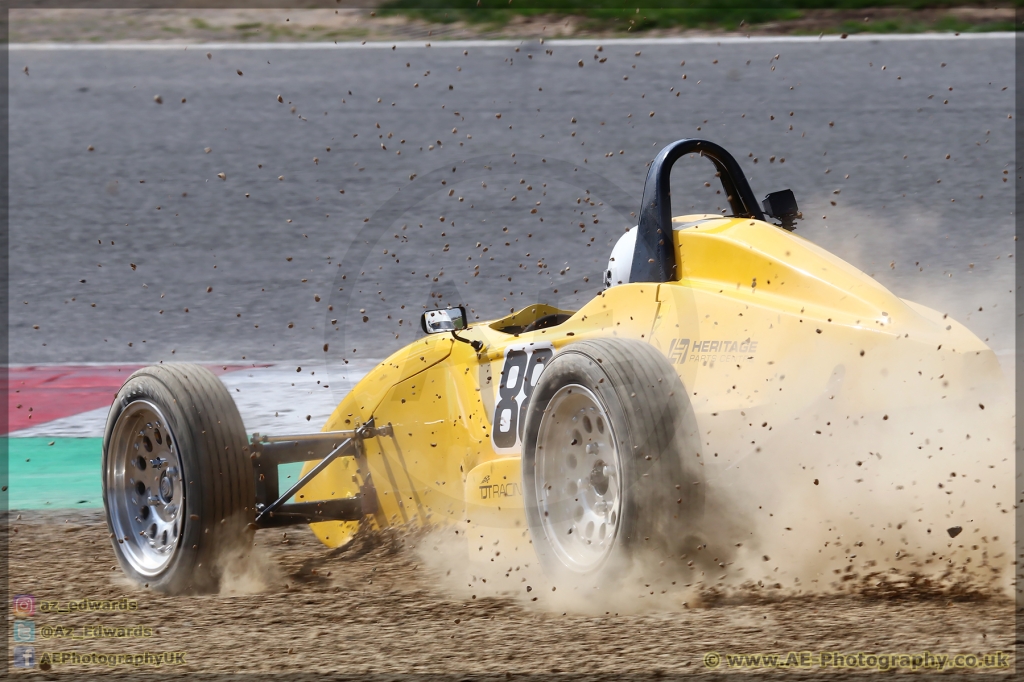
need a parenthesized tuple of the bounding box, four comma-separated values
(102, 139, 1001, 593)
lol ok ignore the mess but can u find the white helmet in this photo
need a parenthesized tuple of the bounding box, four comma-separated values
(604, 226, 637, 289)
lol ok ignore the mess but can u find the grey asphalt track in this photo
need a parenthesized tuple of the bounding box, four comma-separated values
(9, 36, 1015, 374)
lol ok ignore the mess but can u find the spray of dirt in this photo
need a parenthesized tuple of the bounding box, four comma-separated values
(694, 380, 1012, 601)
(809, 202, 1015, 371)
(215, 519, 282, 595)
(413, 356, 1012, 614)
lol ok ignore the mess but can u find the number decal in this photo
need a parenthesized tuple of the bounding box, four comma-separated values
(518, 347, 553, 441)
(491, 343, 555, 452)
(493, 349, 527, 449)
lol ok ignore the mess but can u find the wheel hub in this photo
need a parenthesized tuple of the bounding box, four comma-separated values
(158, 474, 174, 503)
(588, 459, 610, 496)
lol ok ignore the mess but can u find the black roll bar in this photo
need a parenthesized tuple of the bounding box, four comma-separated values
(629, 139, 765, 283)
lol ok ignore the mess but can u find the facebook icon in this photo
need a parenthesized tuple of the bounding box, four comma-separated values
(13, 646, 36, 668)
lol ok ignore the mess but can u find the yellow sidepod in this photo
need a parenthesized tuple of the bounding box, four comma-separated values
(464, 457, 531, 565)
(355, 349, 488, 528)
(296, 335, 454, 547)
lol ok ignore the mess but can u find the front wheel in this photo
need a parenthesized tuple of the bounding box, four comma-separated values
(521, 338, 703, 582)
(103, 364, 254, 594)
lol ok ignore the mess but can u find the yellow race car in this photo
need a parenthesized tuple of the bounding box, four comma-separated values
(102, 139, 1001, 593)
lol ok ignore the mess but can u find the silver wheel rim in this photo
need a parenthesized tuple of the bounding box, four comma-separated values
(106, 401, 185, 577)
(534, 384, 621, 573)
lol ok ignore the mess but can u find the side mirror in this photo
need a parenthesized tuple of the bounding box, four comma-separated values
(421, 306, 468, 334)
(762, 189, 800, 231)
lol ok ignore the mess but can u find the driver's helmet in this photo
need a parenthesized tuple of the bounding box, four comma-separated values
(603, 226, 637, 289)
(422, 309, 456, 332)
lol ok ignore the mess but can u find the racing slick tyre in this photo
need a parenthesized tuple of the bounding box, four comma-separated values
(521, 338, 704, 582)
(102, 364, 255, 594)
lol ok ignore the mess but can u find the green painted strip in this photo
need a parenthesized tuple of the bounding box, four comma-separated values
(5, 438, 302, 510)
(6, 438, 103, 510)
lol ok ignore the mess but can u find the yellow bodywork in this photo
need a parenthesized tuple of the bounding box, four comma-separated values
(297, 215, 1001, 549)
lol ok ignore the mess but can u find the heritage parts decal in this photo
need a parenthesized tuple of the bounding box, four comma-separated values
(668, 338, 759, 365)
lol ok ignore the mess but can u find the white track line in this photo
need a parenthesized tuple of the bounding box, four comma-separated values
(9, 405, 110, 439)
(8, 361, 376, 439)
(9, 33, 1014, 51)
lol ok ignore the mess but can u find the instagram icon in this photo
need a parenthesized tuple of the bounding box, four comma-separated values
(12, 595, 36, 618)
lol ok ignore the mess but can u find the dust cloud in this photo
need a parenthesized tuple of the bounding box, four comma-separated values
(415, 362, 1012, 615)
(694, 370, 1013, 605)
(216, 523, 282, 595)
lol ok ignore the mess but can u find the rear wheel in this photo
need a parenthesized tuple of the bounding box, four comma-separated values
(103, 364, 254, 594)
(521, 338, 703, 581)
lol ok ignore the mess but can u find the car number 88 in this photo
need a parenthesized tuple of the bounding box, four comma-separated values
(492, 344, 554, 451)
